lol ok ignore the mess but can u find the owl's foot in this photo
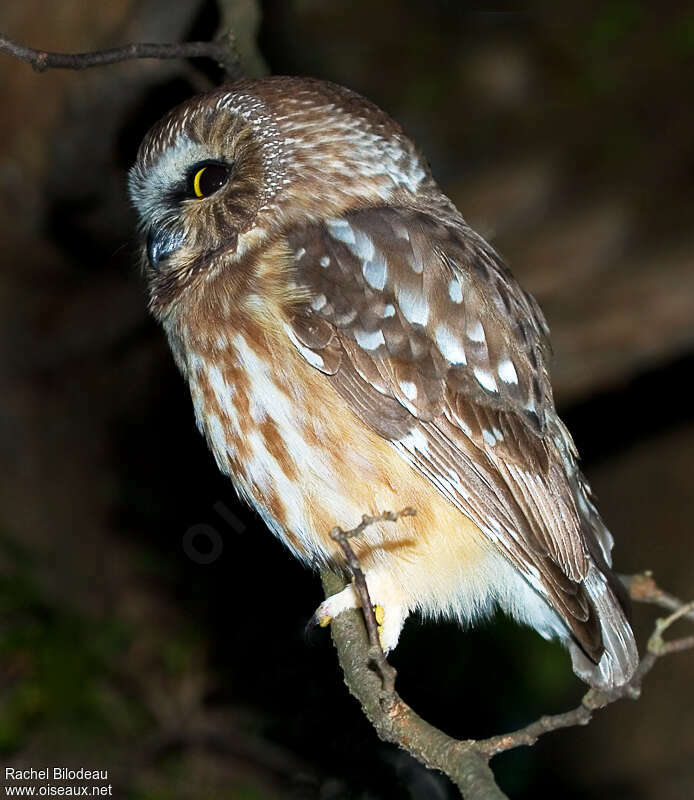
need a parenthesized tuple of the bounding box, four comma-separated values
(315, 583, 358, 627)
(375, 601, 407, 652)
(315, 580, 407, 652)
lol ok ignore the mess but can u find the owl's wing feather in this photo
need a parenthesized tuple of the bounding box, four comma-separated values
(286, 206, 605, 661)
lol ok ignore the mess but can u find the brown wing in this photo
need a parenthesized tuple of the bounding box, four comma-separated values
(285, 206, 603, 661)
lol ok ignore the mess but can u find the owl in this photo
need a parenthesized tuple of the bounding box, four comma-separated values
(129, 76, 638, 689)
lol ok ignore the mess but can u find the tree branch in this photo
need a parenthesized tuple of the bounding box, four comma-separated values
(321, 514, 694, 798)
(624, 572, 694, 623)
(321, 567, 509, 800)
(329, 509, 416, 704)
(0, 32, 244, 80)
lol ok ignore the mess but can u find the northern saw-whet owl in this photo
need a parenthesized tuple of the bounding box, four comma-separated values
(129, 77, 638, 689)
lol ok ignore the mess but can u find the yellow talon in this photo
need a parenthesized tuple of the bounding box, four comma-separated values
(319, 615, 332, 628)
(374, 605, 385, 625)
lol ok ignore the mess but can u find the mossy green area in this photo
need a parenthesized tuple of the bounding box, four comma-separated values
(0, 535, 135, 753)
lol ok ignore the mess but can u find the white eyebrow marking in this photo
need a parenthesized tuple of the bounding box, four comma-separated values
(497, 358, 518, 384)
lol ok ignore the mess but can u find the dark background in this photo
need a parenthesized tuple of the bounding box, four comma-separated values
(1, 1, 693, 798)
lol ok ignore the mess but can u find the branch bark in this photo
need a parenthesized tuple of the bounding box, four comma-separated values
(321, 515, 694, 799)
(0, 32, 244, 80)
(321, 568, 509, 800)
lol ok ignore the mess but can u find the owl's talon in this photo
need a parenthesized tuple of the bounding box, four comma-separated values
(376, 610, 387, 650)
(317, 584, 407, 653)
(374, 604, 388, 648)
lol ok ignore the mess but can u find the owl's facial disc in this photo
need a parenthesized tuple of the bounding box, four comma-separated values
(129, 98, 275, 311)
(143, 158, 234, 270)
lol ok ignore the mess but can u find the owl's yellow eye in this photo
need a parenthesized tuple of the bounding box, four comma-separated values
(190, 162, 231, 199)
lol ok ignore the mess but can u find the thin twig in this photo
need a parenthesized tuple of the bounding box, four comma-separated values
(647, 600, 694, 654)
(622, 572, 694, 623)
(329, 508, 415, 705)
(322, 552, 694, 797)
(658, 635, 694, 655)
(0, 32, 243, 80)
(477, 578, 694, 757)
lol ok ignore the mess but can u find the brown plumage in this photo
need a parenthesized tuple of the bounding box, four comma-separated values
(129, 76, 638, 688)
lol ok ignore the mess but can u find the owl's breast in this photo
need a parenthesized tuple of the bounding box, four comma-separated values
(174, 315, 495, 613)
(182, 323, 385, 564)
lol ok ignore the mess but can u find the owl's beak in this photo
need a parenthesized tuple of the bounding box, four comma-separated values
(146, 226, 184, 270)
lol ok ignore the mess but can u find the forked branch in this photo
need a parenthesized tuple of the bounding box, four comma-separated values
(321, 513, 694, 799)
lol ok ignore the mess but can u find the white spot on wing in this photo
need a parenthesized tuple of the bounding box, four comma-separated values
(482, 429, 496, 446)
(320, 255, 330, 268)
(327, 218, 356, 245)
(400, 380, 418, 400)
(310, 294, 327, 311)
(435, 324, 467, 364)
(448, 279, 463, 303)
(349, 230, 375, 262)
(354, 328, 385, 350)
(399, 427, 429, 454)
(408, 254, 423, 274)
(473, 367, 497, 393)
(467, 321, 485, 343)
(244, 294, 265, 314)
(397, 286, 429, 326)
(498, 358, 518, 384)
(363, 253, 388, 290)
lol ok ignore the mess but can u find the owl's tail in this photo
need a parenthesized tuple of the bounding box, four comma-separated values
(551, 417, 639, 689)
(567, 563, 639, 690)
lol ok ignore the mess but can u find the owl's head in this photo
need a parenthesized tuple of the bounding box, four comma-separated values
(129, 77, 435, 317)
